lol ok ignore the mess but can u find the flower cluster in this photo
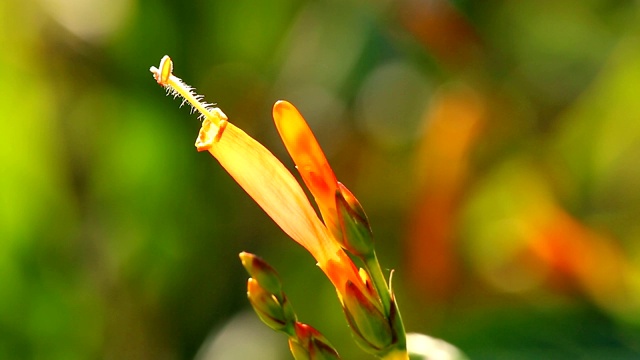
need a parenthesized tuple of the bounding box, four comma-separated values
(150, 56, 408, 359)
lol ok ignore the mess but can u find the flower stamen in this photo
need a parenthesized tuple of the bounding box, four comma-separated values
(150, 55, 228, 142)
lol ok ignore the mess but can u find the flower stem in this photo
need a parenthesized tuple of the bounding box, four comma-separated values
(364, 251, 408, 359)
(364, 252, 392, 315)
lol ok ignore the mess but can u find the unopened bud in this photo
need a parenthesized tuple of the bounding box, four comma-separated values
(343, 280, 393, 354)
(289, 338, 311, 360)
(247, 278, 295, 335)
(334, 182, 374, 258)
(239, 252, 283, 301)
(289, 322, 341, 360)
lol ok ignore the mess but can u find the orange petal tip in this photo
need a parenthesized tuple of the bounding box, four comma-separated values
(272, 100, 294, 120)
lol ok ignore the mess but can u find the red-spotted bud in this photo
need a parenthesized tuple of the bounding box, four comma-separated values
(342, 280, 393, 354)
(289, 322, 341, 360)
(246, 278, 296, 335)
(240, 252, 283, 301)
(335, 182, 374, 258)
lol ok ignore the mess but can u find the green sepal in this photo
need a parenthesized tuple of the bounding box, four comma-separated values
(342, 280, 393, 354)
(239, 252, 284, 302)
(387, 292, 406, 352)
(310, 337, 342, 360)
(335, 183, 375, 258)
(247, 278, 295, 335)
(289, 338, 311, 360)
(292, 322, 341, 360)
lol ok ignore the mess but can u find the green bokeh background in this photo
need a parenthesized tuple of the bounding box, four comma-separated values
(2, 0, 640, 359)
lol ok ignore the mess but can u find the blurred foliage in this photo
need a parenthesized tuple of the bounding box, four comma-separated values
(2, 0, 640, 359)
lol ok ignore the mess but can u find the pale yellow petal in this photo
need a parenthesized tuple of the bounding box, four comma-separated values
(196, 118, 339, 265)
(196, 116, 366, 303)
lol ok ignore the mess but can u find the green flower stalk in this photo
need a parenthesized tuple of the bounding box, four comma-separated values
(271, 95, 408, 359)
(334, 181, 407, 353)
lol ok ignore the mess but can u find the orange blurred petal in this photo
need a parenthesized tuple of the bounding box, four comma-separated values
(272, 101, 340, 233)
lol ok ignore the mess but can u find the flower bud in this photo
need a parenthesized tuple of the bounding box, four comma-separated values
(309, 337, 342, 360)
(289, 322, 341, 360)
(239, 252, 283, 301)
(342, 280, 393, 354)
(288, 338, 311, 360)
(246, 278, 295, 335)
(334, 183, 375, 258)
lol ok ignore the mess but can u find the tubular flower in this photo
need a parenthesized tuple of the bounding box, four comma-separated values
(150, 56, 366, 302)
(196, 107, 366, 300)
(150, 56, 412, 358)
